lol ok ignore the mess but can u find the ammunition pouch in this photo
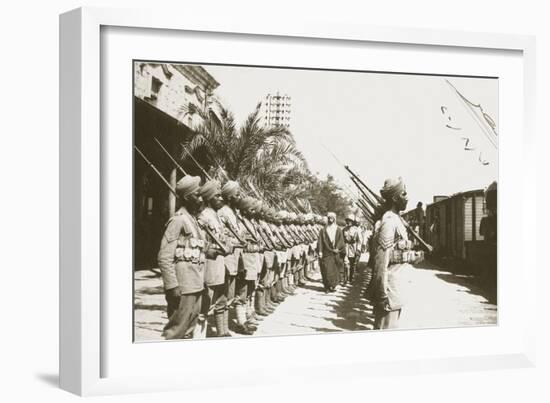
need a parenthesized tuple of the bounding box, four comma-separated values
(175, 237, 206, 264)
(389, 249, 424, 264)
(388, 239, 423, 264)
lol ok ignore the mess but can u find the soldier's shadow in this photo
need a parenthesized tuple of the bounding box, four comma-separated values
(325, 263, 376, 331)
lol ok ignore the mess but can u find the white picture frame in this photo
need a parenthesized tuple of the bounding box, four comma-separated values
(59, 6, 537, 396)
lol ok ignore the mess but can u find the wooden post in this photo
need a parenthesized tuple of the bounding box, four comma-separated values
(168, 167, 176, 216)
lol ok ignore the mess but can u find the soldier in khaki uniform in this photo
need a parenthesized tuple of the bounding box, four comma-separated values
(369, 177, 424, 329)
(217, 181, 254, 335)
(272, 211, 294, 296)
(279, 211, 298, 294)
(197, 179, 232, 337)
(304, 213, 319, 280)
(254, 204, 279, 313)
(237, 197, 265, 322)
(159, 175, 214, 339)
(266, 208, 290, 303)
(342, 214, 361, 284)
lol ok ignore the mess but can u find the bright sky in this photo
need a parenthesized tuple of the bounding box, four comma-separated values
(205, 64, 498, 210)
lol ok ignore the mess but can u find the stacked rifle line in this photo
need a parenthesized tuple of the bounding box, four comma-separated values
(135, 140, 318, 250)
(336, 163, 433, 253)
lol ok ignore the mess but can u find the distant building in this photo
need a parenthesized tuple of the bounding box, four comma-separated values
(260, 92, 291, 129)
(133, 62, 220, 269)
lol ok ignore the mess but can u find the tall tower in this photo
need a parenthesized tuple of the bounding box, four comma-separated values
(261, 92, 291, 129)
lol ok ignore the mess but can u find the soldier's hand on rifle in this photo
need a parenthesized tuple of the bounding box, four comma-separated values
(224, 244, 235, 256)
(204, 244, 222, 259)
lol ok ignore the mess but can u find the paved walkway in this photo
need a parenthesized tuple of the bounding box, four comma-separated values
(134, 257, 497, 341)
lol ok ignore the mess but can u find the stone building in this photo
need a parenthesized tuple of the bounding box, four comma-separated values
(133, 62, 220, 269)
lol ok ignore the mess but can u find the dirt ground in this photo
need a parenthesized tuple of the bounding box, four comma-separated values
(133, 255, 497, 342)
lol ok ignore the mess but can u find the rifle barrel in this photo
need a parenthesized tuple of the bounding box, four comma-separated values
(135, 146, 230, 253)
(154, 138, 188, 176)
(134, 146, 177, 196)
(345, 165, 384, 204)
(181, 143, 212, 180)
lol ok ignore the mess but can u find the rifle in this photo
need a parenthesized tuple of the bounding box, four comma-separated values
(180, 143, 260, 245)
(345, 165, 433, 253)
(154, 138, 188, 176)
(254, 219, 277, 250)
(219, 216, 247, 248)
(134, 146, 228, 255)
(272, 224, 293, 248)
(350, 176, 380, 210)
(345, 165, 384, 204)
(235, 211, 261, 244)
(261, 220, 284, 250)
(181, 143, 213, 180)
(346, 166, 433, 253)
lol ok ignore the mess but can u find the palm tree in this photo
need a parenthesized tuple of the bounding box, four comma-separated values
(182, 101, 313, 205)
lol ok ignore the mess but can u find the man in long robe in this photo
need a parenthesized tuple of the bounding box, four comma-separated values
(317, 212, 345, 292)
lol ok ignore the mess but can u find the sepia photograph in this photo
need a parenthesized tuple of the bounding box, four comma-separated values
(132, 61, 498, 342)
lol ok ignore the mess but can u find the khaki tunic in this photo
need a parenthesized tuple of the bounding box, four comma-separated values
(371, 211, 411, 311)
(198, 207, 226, 287)
(239, 214, 261, 281)
(157, 207, 206, 295)
(343, 225, 361, 258)
(217, 205, 245, 276)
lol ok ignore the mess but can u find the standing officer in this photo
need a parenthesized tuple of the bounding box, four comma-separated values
(159, 175, 213, 339)
(197, 179, 232, 337)
(343, 214, 361, 284)
(370, 177, 423, 329)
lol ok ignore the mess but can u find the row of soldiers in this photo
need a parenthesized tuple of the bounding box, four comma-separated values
(158, 175, 325, 339)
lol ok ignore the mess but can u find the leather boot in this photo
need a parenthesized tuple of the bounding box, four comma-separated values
(272, 285, 282, 303)
(215, 312, 226, 337)
(267, 286, 279, 307)
(284, 277, 295, 295)
(274, 282, 285, 302)
(222, 309, 232, 337)
(289, 273, 296, 291)
(265, 288, 276, 311)
(278, 281, 288, 300)
(298, 268, 306, 285)
(235, 305, 254, 335)
(246, 303, 260, 324)
(278, 279, 289, 297)
(255, 290, 269, 316)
